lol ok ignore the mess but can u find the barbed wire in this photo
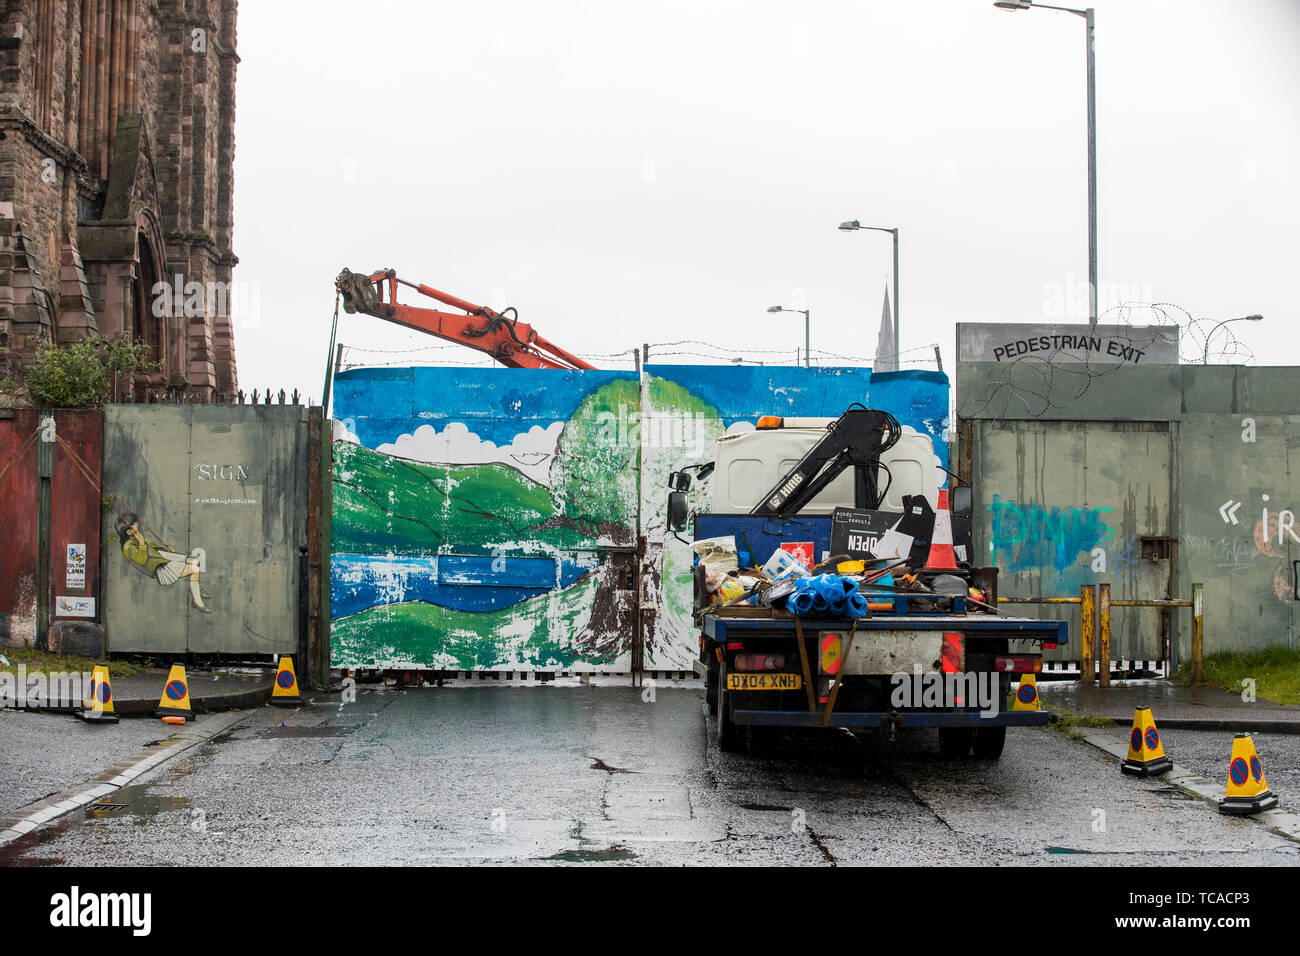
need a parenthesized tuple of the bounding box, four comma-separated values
(1101, 301, 1256, 365)
(339, 339, 946, 371)
(962, 300, 1258, 420)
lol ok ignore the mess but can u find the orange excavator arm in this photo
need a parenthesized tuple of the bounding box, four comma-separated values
(335, 268, 595, 371)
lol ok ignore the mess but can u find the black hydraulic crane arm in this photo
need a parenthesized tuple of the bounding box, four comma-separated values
(748, 408, 900, 517)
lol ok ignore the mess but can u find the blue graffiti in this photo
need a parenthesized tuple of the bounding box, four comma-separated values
(989, 497, 1114, 573)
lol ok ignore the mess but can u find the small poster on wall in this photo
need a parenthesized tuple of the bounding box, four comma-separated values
(66, 544, 86, 589)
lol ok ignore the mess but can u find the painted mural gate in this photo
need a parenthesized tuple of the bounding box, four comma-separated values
(101, 404, 308, 654)
(329, 365, 951, 674)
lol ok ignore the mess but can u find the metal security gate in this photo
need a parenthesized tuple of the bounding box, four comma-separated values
(101, 404, 308, 654)
(969, 419, 1174, 666)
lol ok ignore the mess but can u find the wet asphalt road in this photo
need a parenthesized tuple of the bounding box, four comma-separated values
(3, 685, 1298, 866)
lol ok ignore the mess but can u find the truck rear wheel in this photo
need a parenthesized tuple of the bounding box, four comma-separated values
(938, 727, 974, 757)
(705, 656, 718, 716)
(971, 726, 1006, 760)
(716, 663, 744, 753)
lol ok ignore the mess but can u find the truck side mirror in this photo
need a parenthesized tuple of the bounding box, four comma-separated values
(951, 485, 972, 517)
(668, 470, 691, 492)
(667, 491, 689, 532)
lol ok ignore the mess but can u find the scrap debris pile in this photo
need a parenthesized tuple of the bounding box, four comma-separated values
(692, 535, 992, 619)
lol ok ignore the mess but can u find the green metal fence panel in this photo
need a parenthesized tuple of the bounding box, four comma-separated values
(102, 404, 307, 654)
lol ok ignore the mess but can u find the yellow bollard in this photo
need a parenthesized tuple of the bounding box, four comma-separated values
(1080, 585, 1096, 686)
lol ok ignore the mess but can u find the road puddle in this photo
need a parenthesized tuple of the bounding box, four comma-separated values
(86, 784, 190, 820)
(540, 846, 638, 862)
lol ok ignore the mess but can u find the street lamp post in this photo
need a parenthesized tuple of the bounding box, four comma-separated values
(995, 0, 1097, 326)
(767, 306, 811, 368)
(1201, 314, 1263, 365)
(837, 220, 899, 367)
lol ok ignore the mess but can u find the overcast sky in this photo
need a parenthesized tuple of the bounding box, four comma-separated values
(230, 0, 1300, 397)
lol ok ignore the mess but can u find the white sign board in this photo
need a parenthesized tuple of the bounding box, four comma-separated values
(66, 543, 86, 589)
(957, 323, 1178, 365)
(55, 596, 95, 618)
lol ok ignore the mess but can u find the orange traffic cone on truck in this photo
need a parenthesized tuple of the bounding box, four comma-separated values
(1218, 734, 1278, 815)
(1120, 706, 1172, 776)
(924, 489, 960, 571)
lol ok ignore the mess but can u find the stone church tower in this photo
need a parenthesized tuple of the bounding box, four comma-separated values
(0, 0, 239, 401)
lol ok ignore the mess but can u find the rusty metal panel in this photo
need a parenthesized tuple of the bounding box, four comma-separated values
(0, 411, 42, 647)
(0, 410, 103, 649)
(102, 404, 307, 654)
(49, 411, 104, 640)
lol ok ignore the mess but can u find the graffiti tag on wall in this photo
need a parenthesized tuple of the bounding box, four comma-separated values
(988, 496, 1115, 573)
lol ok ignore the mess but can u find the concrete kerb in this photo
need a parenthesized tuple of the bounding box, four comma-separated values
(1076, 729, 1300, 845)
(1098, 715, 1300, 735)
(1, 682, 273, 716)
(0, 710, 250, 846)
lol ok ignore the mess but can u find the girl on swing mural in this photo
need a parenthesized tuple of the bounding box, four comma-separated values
(114, 513, 213, 614)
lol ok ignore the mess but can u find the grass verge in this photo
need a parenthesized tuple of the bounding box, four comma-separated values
(1044, 705, 1116, 740)
(0, 646, 149, 678)
(1174, 646, 1300, 705)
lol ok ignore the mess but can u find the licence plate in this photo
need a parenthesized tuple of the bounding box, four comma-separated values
(726, 673, 803, 691)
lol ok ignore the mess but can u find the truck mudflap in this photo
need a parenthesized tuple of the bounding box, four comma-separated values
(731, 709, 1051, 729)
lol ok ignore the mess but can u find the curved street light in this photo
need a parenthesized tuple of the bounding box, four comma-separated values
(994, 1, 1098, 326)
(768, 305, 811, 368)
(1202, 314, 1263, 364)
(838, 220, 899, 367)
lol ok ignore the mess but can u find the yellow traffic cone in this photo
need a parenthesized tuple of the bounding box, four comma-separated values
(1218, 734, 1278, 815)
(1121, 706, 1172, 776)
(155, 664, 196, 721)
(271, 655, 302, 706)
(75, 664, 119, 724)
(1011, 673, 1040, 711)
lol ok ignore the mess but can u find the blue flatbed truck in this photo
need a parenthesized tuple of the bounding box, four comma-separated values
(669, 409, 1068, 757)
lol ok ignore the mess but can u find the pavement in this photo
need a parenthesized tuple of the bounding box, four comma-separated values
(1039, 679, 1300, 734)
(1, 665, 275, 716)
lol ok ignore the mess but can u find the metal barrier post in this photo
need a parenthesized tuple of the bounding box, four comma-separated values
(1192, 582, 1204, 684)
(1080, 584, 1096, 686)
(1098, 583, 1111, 688)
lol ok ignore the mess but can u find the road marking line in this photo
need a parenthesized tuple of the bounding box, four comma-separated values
(0, 709, 252, 848)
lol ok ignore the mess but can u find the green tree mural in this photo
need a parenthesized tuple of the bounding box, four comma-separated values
(549, 378, 641, 540)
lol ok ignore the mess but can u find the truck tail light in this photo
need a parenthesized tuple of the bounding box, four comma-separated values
(734, 653, 787, 672)
(726, 642, 744, 650)
(820, 633, 843, 675)
(941, 632, 964, 673)
(995, 655, 1042, 674)
(756, 416, 784, 429)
